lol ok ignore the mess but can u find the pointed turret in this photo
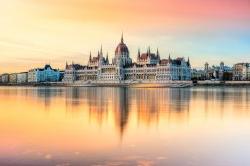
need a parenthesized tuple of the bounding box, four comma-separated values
(187, 57, 190, 67)
(156, 48, 160, 59)
(97, 51, 100, 59)
(100, 45, 103, 56)
(89, 51, 92, 61)
(106, 52, 109, 64)
(66, 61, 68, 69)
(137, 48, 141, 59)
(147, 46, 151, 57)
(168, 53, 172, 63)
(98, 46, 104, 66)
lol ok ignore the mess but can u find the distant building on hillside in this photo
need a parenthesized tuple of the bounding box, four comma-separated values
(28, 64, 60, 83)
(17, 72, 28, 84)
(233, 63, 250, 81)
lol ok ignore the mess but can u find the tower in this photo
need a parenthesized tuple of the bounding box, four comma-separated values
(106, 52, 109, 64)
(168, 54, 172, 63)
(137, 48, 141, 61)
(156, 48, 160, 59)
(114, 33, 132, 67)
(205, 62, 209, 71)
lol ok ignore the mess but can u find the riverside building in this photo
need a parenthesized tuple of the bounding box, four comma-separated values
(17, 72, 28, 84)
(28, 64, 60, 83)
(1, 74, 9, 83)
(233, 63, 250, 81)
(9, 73, 17, 84)
(63, 35, 191, 84)
(204, 62, 233, 81)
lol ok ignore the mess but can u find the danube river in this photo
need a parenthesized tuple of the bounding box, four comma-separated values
(0, 87, 250, 166)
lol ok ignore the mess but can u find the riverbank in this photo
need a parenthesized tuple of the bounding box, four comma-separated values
(1, 81, 250, 87)
(195, 81, 250, 86)
(0, 81, 193, 88)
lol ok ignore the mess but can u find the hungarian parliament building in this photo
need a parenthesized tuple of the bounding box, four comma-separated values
(63, 35, 191, 84)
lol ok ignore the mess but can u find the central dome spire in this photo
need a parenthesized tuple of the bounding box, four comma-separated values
(115, 33, 129, 57)
(121, 33, 124, 44)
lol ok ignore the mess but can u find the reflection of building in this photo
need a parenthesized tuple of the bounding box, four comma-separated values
(63, 35, 191, 83)
(233, 63, 250, 80)
(63, 87, 191, 138)
(113, 88, 129, 136)
(28, 64, 60, 83)
(17, 72, 28, 84)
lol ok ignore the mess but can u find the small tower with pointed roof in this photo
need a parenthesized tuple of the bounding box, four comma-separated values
(187, 57, 190, 67)
(156, 48, 160, 59)
(66, 61, 69, 69)
(168, 53, 172, 63)
(137, 48, 141, 60)
(100, 45, 103, 57)
(106, 52, 109, 64)
(89, 51, 92, 61)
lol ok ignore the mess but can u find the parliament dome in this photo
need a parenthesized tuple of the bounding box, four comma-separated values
(115, 34, 129, 56)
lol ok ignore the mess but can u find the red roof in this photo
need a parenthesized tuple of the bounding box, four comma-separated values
(115, 42, 129, 56)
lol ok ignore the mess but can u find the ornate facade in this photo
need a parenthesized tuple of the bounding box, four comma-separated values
(63, 35, 191, 84)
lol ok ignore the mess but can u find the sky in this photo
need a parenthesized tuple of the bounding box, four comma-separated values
(0, 0, 249, 73)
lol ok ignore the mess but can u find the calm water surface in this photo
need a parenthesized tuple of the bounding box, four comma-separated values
(0, 87, 250, 166)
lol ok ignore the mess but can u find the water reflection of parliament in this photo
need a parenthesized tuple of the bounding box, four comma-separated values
(35, 87, 249, 136)
(37, 88, 191, 135)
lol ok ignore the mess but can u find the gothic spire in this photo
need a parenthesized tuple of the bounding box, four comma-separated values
(156, 48, 160, 58)
(100, 45, 103, 56)
(137, 48, 140, 59)
(147, 46, 151, 57)
(89, 51, 92, 61)
(66, 61, 68, 69)
(106, 52, 109, 64)
(168, 53, 171, 63)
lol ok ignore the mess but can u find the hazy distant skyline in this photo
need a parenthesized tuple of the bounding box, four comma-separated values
(0, 0, 249, 73)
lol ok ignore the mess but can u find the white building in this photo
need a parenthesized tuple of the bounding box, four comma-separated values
(17, 72, 28, 83)
(28, 64, 60, 83)
(204, 62, 233, 80)
(1, 74, 9, 83)
(9, 73, 17, 84)
(233, 63, 250, 80)
(63, 35, 191, 83)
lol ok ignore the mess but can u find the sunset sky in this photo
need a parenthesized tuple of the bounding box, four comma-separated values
(0, 0, 249, 73)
